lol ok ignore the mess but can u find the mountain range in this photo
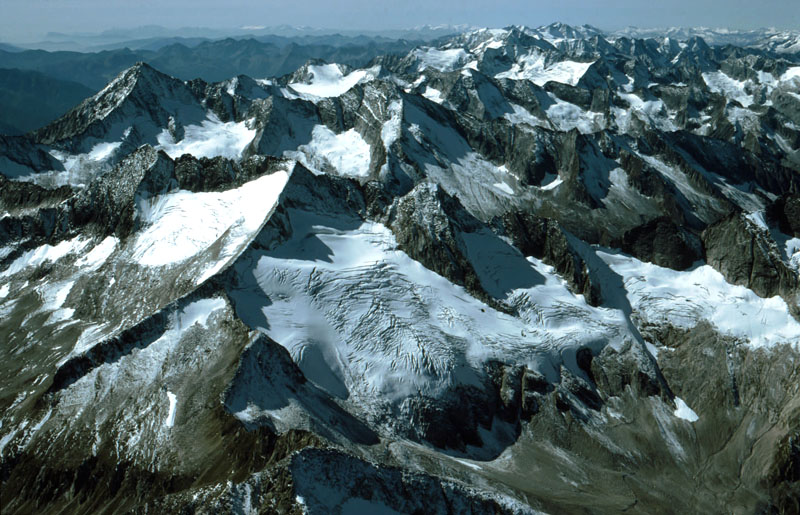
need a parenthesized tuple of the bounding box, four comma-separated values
(1, 22, 800, 513)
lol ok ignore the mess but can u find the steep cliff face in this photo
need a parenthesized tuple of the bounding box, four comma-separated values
(1, 23, 800, 514)
(702, 213, 799, 307)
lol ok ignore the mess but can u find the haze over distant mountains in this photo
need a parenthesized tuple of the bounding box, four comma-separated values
(4, 24, 474, 52)
(1, 22, 798, 138)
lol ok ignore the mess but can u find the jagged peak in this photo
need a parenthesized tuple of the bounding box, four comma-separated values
(33, 62, 202, 146)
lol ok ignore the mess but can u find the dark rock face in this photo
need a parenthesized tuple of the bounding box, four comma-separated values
(501, 211, 602, 305)
(286, 448, 534, 515)
(70, 145, 175, 238)
(619, 216, 701, 270)
(0, 174, 72, 214)
(591, 339, 667, 399)
(0, 134, 65, 178)
(768, 193, 800, 238)
(488, 362, 553, 424)
(769, 431, 800, 515)
(32, 63, 207, 150)
(702, 213, 799, 301)
(389, 182, 488, 301)
(648, 321, 800, 514)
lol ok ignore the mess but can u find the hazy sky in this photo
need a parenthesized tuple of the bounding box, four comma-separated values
(1, 0, 798, 42)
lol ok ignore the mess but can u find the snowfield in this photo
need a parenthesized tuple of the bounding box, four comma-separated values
(495, 54, 595, 86)
(228, 208, 632, 410)
(597, 251, 800, 347)
(286, 126, 372, 177)
(156, 113, 256, 160)
(288, 64, 376, 98)
(131, 169, 290, 269)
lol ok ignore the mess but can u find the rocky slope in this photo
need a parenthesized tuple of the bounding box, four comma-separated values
(1, 23, 800, 514)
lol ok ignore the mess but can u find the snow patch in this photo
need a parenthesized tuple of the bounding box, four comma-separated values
(412, 47, 471, 72)
(156, 113, 256, 160)
(87, 141, 122, 161)
(673, 397, 699, 422)
(75, 236, 118, 269)
(288, 64, 373, 98)
(496, 53, 595, 86)
(493, 182, 514, 195)
(503, 103, 547, 128)
(287, 125, 371, 177)
(422, 86, 445, 104)
(598, 251, 800, 347)
(179, 298, 226, 330)
(546, 96, 603, 133)
(702, 71, 754, 107)
(132, 171, 289, 268)
(1, 237, 89, 278)
(781, 67, 800, 83)
(539, 176, 563, 191)
(165, 391, 177, 427)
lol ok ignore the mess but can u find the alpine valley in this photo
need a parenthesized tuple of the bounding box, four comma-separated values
(2, 23, 800, 514)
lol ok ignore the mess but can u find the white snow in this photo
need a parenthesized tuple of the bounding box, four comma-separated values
(615, 93, 676, 132)
(493, 182, 514, 195)
(785, 237, 800, 271)
(1, 237, 89, 278)
(229, 209, 631, 407)
(545, 96, 603, 133)
(87, 141, 122, 161)
(0, 283, 9, 298)
(288, 64, 373, 98)
(422, 86, 445, 104)
(597, 250, 800, 347)
(178, 298, 226, 329)
(296, 495, 308, 513)
(132, 170, 290, 268)
(381, 100, 403, 150)
(638, 154, 723, 223)
(412, 47, 471, 72)
(781, 67, 800, 83)
(165, 391, 177, 427)
(673, 397, 699, 422)
(75, 236, 118, 269)
(745, 211, 769, 232)
(38, 279, 75, 324)
(503, 103, 547, 128)
(30, 408, 52, 434)
(156, 113, 256, 160)
(496, 53, 595, 86)
(702, 71, 754, 107)
(0, 429, 17, 453)
(453, 457, 483, 471)
(286, 125, 372, 177)
(539, 176, 564, 191)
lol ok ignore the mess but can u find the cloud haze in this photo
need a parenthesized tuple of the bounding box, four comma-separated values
(1, 0, 798, 42)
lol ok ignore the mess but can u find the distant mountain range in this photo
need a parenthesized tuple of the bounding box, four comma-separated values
(0, 22, 798, 136)
(0, 36, 430, 90)
(0, 69, 94, 135)
(613, 26, 800, 54)
(9, 24, 471, 52)
(0, 36, 429, 135)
